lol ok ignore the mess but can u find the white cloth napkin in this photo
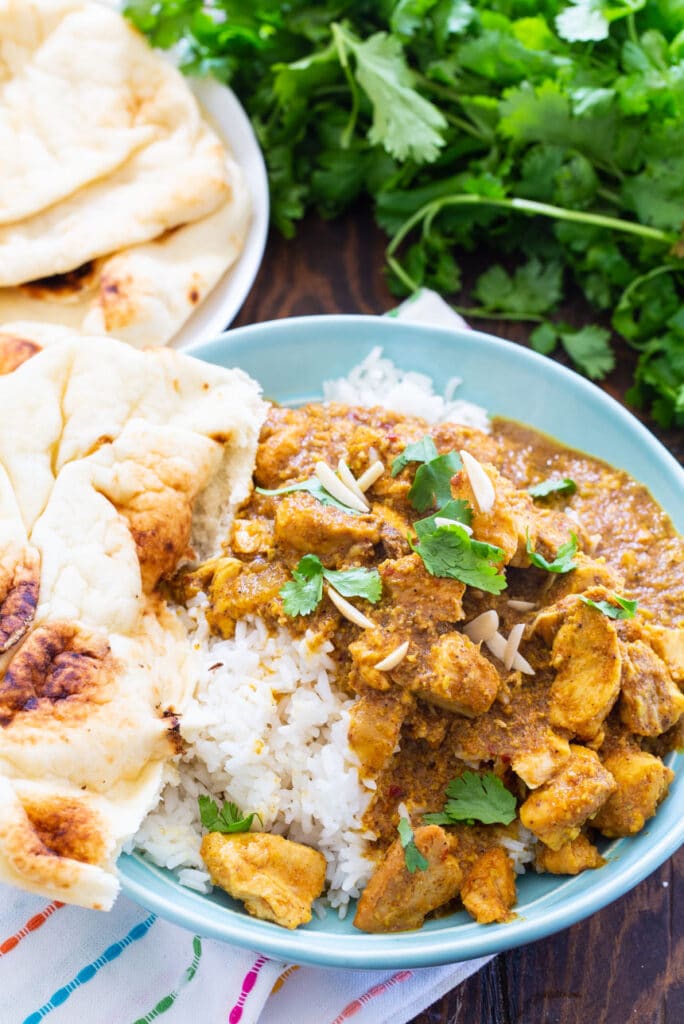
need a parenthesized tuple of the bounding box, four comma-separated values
(0, 291, 493, 1024)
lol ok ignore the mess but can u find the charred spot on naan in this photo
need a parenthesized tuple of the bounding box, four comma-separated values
(0, 333, 42, 375)
(19, 261, 99, 303)
(0, 623, 113, 727)
(22, 796, 108, 866)
(0, 547, 40, 653)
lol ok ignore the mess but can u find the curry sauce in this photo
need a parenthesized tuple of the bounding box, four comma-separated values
(188, 403, 684, 932)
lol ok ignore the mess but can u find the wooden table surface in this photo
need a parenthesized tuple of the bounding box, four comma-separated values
(235, 212, 683, 1024)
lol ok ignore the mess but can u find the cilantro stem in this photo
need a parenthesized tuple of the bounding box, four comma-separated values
(387, 253, 422, 293)
(331, 23, 361, 149)
(450, 305, 545, 323)
(387, 195, 677, 271)
(616, 263, 682, 309)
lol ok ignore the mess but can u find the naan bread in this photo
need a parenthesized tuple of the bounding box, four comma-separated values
(0, 4, 232, 286)
(0, 155, 251, 347)
(0, 332, 267, 908)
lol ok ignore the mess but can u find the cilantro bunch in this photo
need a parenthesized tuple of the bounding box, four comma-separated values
(126, 0, 684, 428)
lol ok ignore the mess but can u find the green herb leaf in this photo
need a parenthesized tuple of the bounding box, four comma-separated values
(413, 499, 473, 538)
(391, 436, 439, 476)
(528, 477, 577, 499)
(280, 554, 325, 617)
(526, 532, 579, 574)
(256, 477, 360, 515)
(409, 451, 462, 511)
(412, 523, 507, 593)
(198, 795, 259, 834)
(559, 326, 616, 380)
(322, 566, 383, 603)
(280, 555, 382, 617)
(397, 816, 428, 873)
(334, 26, 447, 163)
(423, 771, 517, 826)
(580, 593, 638, 619)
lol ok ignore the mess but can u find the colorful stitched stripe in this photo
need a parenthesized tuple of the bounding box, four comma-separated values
(132, 934, 202, 1023)
(0, 902, 63, 958)
(270, 964, 300, 995)
(330, 970, 413, 1023)
(228, 955, 269, 1024)
(22, 913, 157, 1024)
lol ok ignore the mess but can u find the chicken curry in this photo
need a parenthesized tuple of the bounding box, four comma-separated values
(183, 402, 684, 932)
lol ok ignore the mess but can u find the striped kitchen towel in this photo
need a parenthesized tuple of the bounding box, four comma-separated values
(0, 291, 492, 1024)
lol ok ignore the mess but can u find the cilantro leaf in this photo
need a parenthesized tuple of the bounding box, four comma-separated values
(559, 326, 616, 380)
(424, 771, 517, 826)
(391, 436, 439, 476)
(198, 795, 259, 834)
(256, 477, 359, 515)
(526, 532, 579, 574)
(334, 26, 447, 163)
(280, 554, 325, 616)
(280, 555, 382, 617)
(412, 523, 507, 593)
(474, 259, 563, 317)
(528, 477, 577, 499)
(397, 816, 428, 873)
(413, 499, 473, 538)
(322, 565, 383, 603)
(580, 593, 638, 619)
(409, 452, 462, 511)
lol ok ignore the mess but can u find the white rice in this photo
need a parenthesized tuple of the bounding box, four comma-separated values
(323, 346, 490, 431)
(133, 350, 532, 912)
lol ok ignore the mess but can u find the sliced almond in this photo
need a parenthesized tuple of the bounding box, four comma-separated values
(463, 609, 499, 644)
(503, 623, 525, 671)
(434, 516, 473, 535)
(326, 585, 375, 629)
(314, 462, 369, 513)
(357, 460, 385, 492)
(507, 599, 536, 611)
(337, 459, 368, 504)
(375, 640, 410, 672)
(460, 449, 495, 513)
(486, 629, 534, 675)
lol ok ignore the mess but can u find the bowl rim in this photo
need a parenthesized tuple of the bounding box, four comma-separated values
(121, 314, 684, 968)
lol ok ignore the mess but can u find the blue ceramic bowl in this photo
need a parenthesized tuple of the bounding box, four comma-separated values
(119, 315, 684, 968)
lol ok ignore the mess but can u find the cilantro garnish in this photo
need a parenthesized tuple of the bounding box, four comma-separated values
(397, 816, 428, 874)
(391, 436, 438, 476)
(423, 772, 517, 827)
(411, 522, 507, 594)
(128, 2, 684, 429)
(280, 554, 382, 617)
(580, 593, 638, 619)
(528, 477, 577, 500)
(526, 532, 579, 574)
(256, 477, 360, 516)
(198, 796, 259, 834)
(413, 499, 473, 538)
(391, 436, 461, 511)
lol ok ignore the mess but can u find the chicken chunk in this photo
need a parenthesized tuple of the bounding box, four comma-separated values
(273, 492, 380, 561)
(416, 632, 500, 717)
(354, 825, 462, 932)
(592, 749, 674, 837)
(511, 731, 572, 789)
(619, 640, 684, 736)
(207, 562, 289, 637)
(644, 625, 684, 684)
(535, 833, 605, 875)
(460, 848, 517, 924)
(450, 463, 532, 566)
(545, 553, 624, 601)
(519, 745, 617, 850)
(380, 554, 464, 626)
(231, 517, 275, 556)
(348, 692, 408, 774)
(549, 600, 621, 740)
(373, 503, 412, 559)
(200, 832, 327, 929)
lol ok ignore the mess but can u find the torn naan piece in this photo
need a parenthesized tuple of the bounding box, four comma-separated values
(0, 333, 267, 908)
(0, 155, 251, 347)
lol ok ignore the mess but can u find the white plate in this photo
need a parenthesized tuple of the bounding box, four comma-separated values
(170, 77, 269, 348)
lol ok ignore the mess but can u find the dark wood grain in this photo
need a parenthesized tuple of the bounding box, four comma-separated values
(234, 209, 683, 1024)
